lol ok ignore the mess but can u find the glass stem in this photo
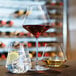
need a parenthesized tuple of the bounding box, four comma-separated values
(36, 38, 38, 65)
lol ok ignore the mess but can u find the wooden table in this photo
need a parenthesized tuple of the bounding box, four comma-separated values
(0, 60, 76, 76)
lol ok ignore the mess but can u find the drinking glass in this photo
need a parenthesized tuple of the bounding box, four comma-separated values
(6, 42, 31, 74)
(23, 5, 51, 70)
(43, 43, 67, 67)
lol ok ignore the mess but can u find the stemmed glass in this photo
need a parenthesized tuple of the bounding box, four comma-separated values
(23, 5, 51, 70)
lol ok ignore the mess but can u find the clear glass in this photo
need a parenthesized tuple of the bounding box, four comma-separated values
(43, 43, 67, 67)
(23, 5, 50, 70)
(6, 42, 32, 74)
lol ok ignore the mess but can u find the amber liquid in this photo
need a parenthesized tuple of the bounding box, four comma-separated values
(43, 51, 66, 67)
(45, 60, 65, 67)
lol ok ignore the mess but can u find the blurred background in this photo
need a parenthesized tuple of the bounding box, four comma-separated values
(0, 0, 75, 65)
(69, 0, 76, 51)
(69, 0, 76, 60)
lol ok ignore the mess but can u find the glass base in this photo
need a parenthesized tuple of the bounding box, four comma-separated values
(30, 65, 49, 71)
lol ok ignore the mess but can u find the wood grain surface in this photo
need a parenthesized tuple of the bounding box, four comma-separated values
(0, 60, 75, 76)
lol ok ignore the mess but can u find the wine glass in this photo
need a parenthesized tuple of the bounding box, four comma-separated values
(23, 5, 51, 70)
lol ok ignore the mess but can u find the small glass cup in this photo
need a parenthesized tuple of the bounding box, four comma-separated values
(43, 43, 67, 67)
(6, 42, 31, 74)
